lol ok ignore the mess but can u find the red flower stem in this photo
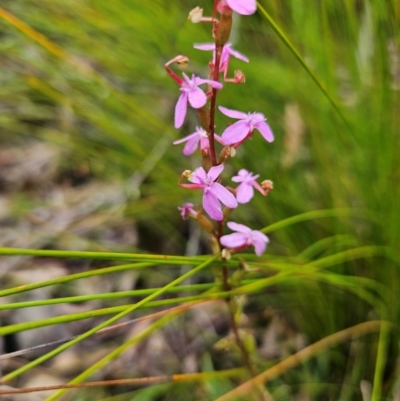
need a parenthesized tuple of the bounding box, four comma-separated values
(207, 44, 222, 168)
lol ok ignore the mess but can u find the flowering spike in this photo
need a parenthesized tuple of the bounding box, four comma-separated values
(169, 0, 275, 260)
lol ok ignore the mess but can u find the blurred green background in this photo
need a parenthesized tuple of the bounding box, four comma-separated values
(0, 0, 399, 400)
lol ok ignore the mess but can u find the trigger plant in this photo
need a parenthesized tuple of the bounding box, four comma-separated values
(166, 0, 275, 393)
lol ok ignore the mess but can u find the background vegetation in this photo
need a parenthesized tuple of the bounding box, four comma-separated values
(0, 0, 399, 400)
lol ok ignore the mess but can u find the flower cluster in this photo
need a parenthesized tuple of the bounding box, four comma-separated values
(166, 0, 273, 257)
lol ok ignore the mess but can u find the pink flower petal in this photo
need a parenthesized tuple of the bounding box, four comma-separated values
(190, 167, 207, 184)
(236, 182, 254, 203)
(221, 120, 250, 145)
(226, 46, 249, 63)
(203, 191, 223, 221)
(255, 121, 274, 142)
(183, 135, 200, 155)
(193, 43, 215, 51)
(231, 169, 249, 182)
(196, 78, 223, 89)
(226, 0, 257, 15)
(252, 238, 267, 256)
(219, 106, 248, 120)
(226, 221, 252, 233)
(220, 232, 247, 248)
(174, 93, 188, 129)
(207, 164, 224, 181)
(188, 87, 207, 109)
(214, 133, 224, 144)
(182, 72, 192, 86)
(252, 231, 270, 243)
(210, 182, 238, 208)
(173, 131, 198, 145)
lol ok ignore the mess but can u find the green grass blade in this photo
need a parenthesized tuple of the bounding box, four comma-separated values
(0, 254, 219, 383)
(257, 1, 352, 133)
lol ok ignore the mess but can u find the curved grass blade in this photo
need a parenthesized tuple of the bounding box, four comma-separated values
(0, 254, 219, 384)
(214, 320, 390, 401)
(0, 293, 231, 336)
(261, 208, 378, 234)
(256, 2, 353, 134)
(0, 305, 216, 362)
(0, 369, 245, 396)
(0, 247, 209, 262)
(44, 301, 209, 400)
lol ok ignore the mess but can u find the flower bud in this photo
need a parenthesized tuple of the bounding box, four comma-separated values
(197, 106, 210, 130)
(202, 153, 213, 173)
(196, 212, 215, 233)
(217, 13, 232, 46)
(222, 205, 234, 220)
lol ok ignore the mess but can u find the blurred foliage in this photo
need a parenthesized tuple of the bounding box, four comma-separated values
(0, 0, 399, 400)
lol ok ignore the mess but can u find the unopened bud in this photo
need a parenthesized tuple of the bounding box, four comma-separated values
(202, 153, 212, 172)
(188, 7, 203, 23)
(261, 180, 274, 195)
(222, 205, 234, 219)
(197, 213, 215, 233)
(217, 13, 232, 46)
(197, 106, 210, 130)
(234, 70, 246, 84)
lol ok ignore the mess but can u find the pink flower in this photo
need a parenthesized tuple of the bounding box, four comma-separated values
(219, 106, 274, 145)
(173, 127, 223, 156)
(175, 73, 222, 129)
(232, 169, 266, 203)
(217, 0, 257, 15)
(220, 222, 269, 256)
(178, 203, 197, 220)
(193, 43, 248, 77)
(180, 164, 237, 221)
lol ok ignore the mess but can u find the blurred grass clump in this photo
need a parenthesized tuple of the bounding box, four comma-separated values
(0, 0, 399, 400)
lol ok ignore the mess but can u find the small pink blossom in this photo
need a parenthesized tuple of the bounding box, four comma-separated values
(220, 222, 269, 256)
(173, 127, 223, 156)
(175, 73, 222, 129)
(179, 164, 237, 221)
(232, 169, 266, 203)
(219, 106, 274, 146)
(193, 43, 248, 79)
(217, 0, 257, 15)
(178, 203, 197, 220)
